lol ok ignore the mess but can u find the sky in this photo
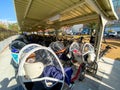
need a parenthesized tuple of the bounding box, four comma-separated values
(0, 0, 17, 23)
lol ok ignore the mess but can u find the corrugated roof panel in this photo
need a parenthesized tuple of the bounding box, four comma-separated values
(27, 2, 56, 20)
(84, 4, 94, 13)
(60, 14, 99, 26)
(70, 11, 80, 17)
(70, 0, 81, 3)
(79, 6, 89, 15)
(81, 4, 93, 13)
(28, 7, 55, 20)
(60, 14, 74, 21)
(62, 11, 78, 20)
(27, 0, 81, 21)
(76, 6, 87, 15)
(15, 0, 28, 26)
(14, 0, 118, 31)
(73, 9, 82, 15)
(35, 0, 66, 10)
(85, 3, 96, 13)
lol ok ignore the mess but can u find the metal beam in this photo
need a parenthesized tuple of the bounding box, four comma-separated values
(63, 19, 98, 27)
(95, 15, 108, 61)
(85, 0, 110, 21)
(31, 14, 98, 30)
(85, 0, 117, 61)
(60, 13, 98, 25)
(25, 17, 41, 22)
(109, 0, 119, 20)
(32, 0, 86, 27)
(24, 0, 33, 19)
(34, 14, 98, 29)
(60, 0, 86, 14)
(43, 0, 85, 22)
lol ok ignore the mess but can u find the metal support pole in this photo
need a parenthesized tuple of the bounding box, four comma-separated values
(40, 26, 45, 36)
(53, 23, 60, 40)
(54, 27, 59, 40)
(95, 15, 108, 61)
(94, 23, 99, 49)
(42, 30, 45, 36)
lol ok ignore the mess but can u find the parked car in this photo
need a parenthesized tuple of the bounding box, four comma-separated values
(104, 32, 108, 37)
(117, 31, 120, 37)
(108, 31, 117, 37)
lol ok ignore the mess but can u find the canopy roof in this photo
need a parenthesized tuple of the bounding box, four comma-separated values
(14, 0, 118, 31)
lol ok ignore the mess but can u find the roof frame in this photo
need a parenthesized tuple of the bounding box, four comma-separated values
(24, 0, 33, 19)
(32, 0, 86, 27)
(14, 0, 118, 31)
(60, 13, 98, 26)
(85, 0, 118, 20)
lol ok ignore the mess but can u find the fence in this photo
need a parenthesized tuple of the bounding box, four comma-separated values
(0, 28, 17, 41)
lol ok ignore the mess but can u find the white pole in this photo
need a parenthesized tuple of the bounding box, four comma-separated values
(95, 15, 108, 61)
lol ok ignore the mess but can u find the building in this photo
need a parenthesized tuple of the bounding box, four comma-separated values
(113, 0, 120, 19)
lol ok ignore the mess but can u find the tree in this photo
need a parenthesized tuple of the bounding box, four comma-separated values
(107, 24, 113, 32)
(8, 23, 19, 32)
(85, 22, 98, 35)
(108, 29, 114, 33)
(0, 22, 7, 29)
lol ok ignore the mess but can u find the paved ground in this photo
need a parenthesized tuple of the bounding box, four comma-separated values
(97, 57, 120, 90)
(0, 35, 19, 53)
(0, 45, 18, 90)
(73, 57, 120, 90)
(0, 42, 120, 90)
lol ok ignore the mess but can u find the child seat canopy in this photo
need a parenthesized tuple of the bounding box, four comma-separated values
(17, 44, 65, 89)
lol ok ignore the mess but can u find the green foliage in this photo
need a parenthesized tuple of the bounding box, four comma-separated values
(85, 22, 98, 35)
(0, 22, 19, 32)
(8, 23, 19, 31)
(0, 28, 17, 41)
(0, 22, 7, 29)
(86, 22, 98, 29)
(0, 22, 18, 41)
(108, 30, 114, 33)
(106, 24, 113, 29)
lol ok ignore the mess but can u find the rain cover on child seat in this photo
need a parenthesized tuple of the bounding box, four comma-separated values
(10, 40, 26, 53)
(49, 41, 65, 54)
(17, 44, 65, 90)
(49, 41, 70, 62)
(69, 42, 83, 64)
(10, 40, 26, 64)
(82, 43, 96, 63)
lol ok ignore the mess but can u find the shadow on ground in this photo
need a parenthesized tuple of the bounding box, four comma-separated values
(106, 42, 120, 47)
(73, 75, 113, 90)
(98, 58, 120, 90)
(115, 58, 120, 61)
(0, 77, 23, 90)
